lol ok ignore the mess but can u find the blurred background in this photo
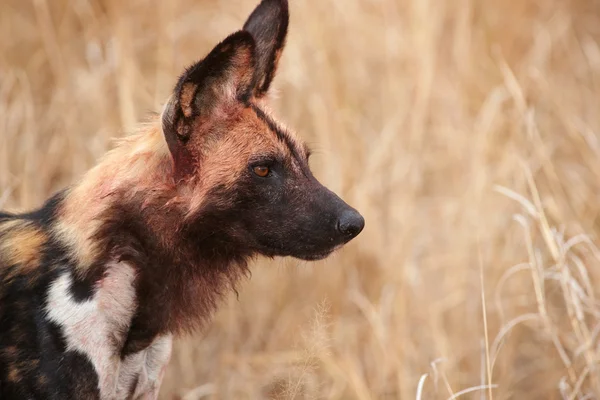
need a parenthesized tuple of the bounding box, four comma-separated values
(2, 0, 600, 398)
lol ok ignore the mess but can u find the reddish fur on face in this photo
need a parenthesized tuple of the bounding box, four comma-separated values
(57, 97, 305, 268)
(184, 101, 299, 214)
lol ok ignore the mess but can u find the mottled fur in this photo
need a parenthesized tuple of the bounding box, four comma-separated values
(0, 0, 364, 398)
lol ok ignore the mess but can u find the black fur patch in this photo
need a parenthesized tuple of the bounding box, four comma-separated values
(164, 31, 255, 141)
(21, 190, 66, 225)
(243, 0, 289, 96)
(84, 191, 253, 356)
(0, 269, 100, 399)
(0, 192, 101, 399)
(68, 268, 102, 302)
(0, 212, 13, 222)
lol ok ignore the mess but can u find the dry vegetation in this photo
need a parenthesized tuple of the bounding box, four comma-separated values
(2, 0, 600, 398)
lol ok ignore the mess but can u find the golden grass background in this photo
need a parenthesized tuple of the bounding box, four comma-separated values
(2, 0, 600, 398)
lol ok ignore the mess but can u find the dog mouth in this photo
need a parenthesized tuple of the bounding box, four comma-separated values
(296, 251, 332, 261)
(294, 244, 344, 261)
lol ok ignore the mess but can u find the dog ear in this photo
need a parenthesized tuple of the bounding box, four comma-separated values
(243, 0, 289, 98)
(162, 31, 256, 145)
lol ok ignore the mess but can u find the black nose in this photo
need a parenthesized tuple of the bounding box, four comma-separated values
(337, 209, 365, 239)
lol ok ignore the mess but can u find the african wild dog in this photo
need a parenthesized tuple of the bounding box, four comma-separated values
(0, 0, 364, 398)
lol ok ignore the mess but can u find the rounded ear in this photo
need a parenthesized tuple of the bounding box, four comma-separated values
(161, 31, 256, 178)
(162, 31, 256, 144)
(243, 0, 289, 98)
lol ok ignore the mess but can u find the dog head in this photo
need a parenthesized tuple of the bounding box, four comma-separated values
(161, 0, 364, 261)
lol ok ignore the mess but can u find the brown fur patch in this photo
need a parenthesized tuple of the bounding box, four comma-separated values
(1, 345, 18, 359)
(5, 359, 40, 384)
(7, 365, 21, 383)
(180, 82, 196, 118)
(0, 221, 47, 283)
(55, 117, 174, 273)
(37, 373, 49, 387)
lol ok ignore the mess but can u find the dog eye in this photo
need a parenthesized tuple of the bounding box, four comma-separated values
(253, 166, 270, 177)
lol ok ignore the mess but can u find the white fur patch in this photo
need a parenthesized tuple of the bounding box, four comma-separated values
(127, 335, 173, 399)
(45, 263, 172, 399)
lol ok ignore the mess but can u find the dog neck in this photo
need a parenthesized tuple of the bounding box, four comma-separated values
(51, 116, 250, 355)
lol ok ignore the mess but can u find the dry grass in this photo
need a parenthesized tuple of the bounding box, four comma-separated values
(2, 0, 600, 398)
